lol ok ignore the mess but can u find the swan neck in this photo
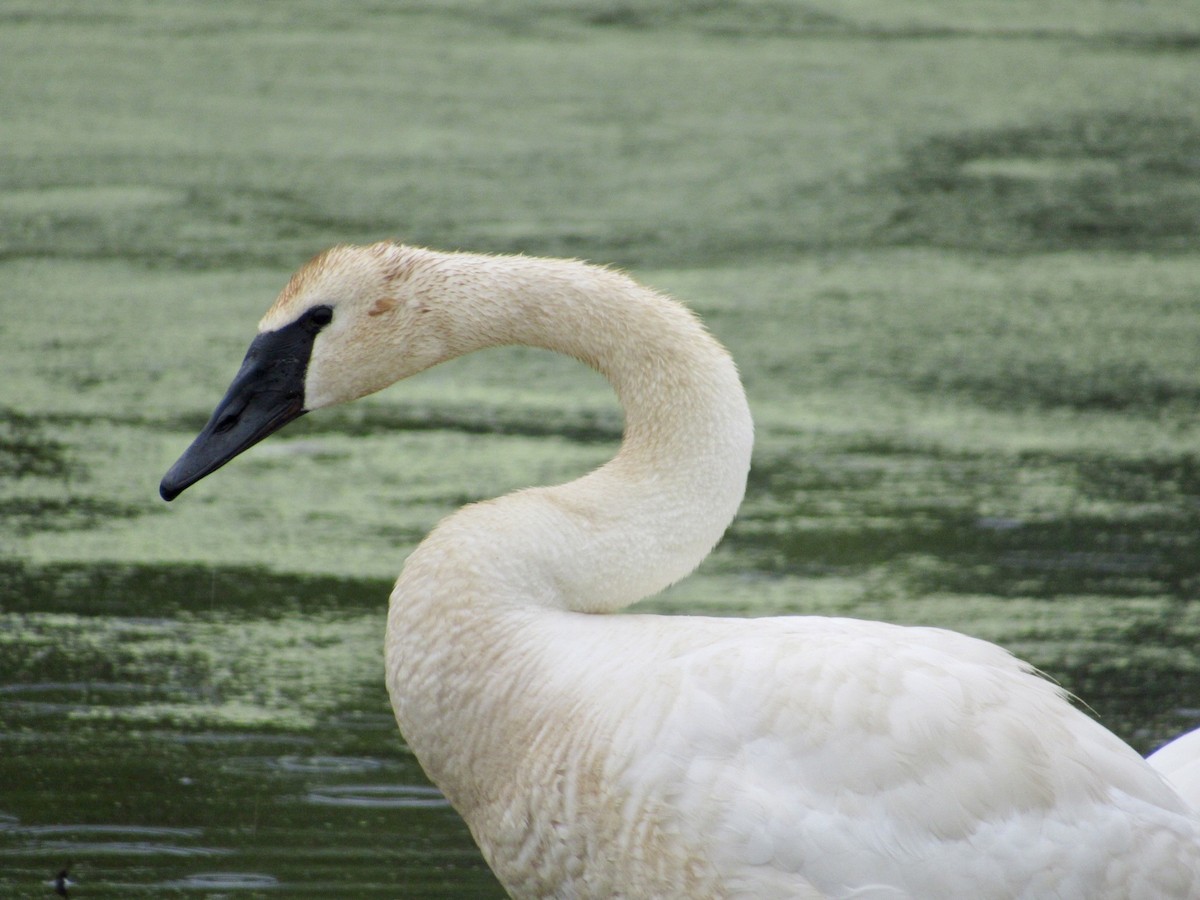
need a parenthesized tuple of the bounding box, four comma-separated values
(404, 251, 754, 615)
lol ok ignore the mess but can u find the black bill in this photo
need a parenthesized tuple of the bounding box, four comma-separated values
(160, 308, 330, 501)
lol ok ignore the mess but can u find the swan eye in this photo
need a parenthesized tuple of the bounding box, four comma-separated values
(306, 305, 334, 328)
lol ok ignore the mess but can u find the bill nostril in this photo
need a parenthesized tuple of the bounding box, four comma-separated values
(213, 412, 239, 435)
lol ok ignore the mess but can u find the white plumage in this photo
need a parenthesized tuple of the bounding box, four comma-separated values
(1150, 726, 1200, 810)
(165, 242, 1200, 898)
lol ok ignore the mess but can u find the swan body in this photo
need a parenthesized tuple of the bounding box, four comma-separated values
(1150, 726, 1200, 810)
(162, 242, 1200, 898)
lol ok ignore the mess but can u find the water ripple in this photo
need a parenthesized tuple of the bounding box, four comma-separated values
(0, 823, 226, 858)
(221, 754, 385, 776)
(6, 839, 231, 857)
(305, 784, 449, 809)
(0, 681, 184, 717)
(13, 824, 202, 838)
(0, 681, 152, 696)
(164, 872, 281, 889)
(278, 755, 384, 774)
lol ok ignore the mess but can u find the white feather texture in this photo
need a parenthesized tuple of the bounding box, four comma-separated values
(1150, 726, 1200, 811)
(259, 243, 1200, 898)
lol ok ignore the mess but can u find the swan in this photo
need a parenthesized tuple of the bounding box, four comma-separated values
(161, 242, 1200, 898)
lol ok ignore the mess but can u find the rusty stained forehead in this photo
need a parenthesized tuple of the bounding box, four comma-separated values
(260, 242, 416, 329)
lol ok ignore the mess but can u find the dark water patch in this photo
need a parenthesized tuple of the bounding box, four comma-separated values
(1076, 453, 1200, 503)
(1105, 30, 1200, 53)
(0, 559, 392, 618)
(2, 824, 227, 861)
(0, 681, 174, 718)
(486, 2, 1200, 48)
(0, 680, 154, 696)
(162, 731, 317, 747)
(737, 445, 1200, 599)
(11, 840, 229, 858)
(0, 662, 206, 726)
(0, 11, 135, 30)
(0, 240, 291, 272)
(912, 360, 1200, 414)
(728, 511, 973, 573)
(942, 517, 1198, 599)
(0, 409, 73, 479)
(0, 164, 356, 272)
(731, 502, 1200, 600)
(728, 512, 1185, 599)
(1051, 649, 1200, 755)
(877, 113, 1200, 253)
(12, 824, 203, 839)
(572, 0, 846, 35)
(852, 26, 1200, 49)
(0, 497, 146, 536)
(326, 710, 403, 733)
(182, 183, 381, 243)
(400, 0, 850, 37)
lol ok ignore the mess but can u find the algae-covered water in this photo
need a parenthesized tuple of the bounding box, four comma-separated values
(4, 2, 1200, 896)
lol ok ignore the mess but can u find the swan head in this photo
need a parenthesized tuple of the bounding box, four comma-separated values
(161, 242, 443, 500)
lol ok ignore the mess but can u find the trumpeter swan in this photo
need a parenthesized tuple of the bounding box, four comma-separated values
(162, 242, 1200, 898)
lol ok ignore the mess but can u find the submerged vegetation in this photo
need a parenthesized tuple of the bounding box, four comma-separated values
(881, 113, 1200, 253)
(2, 0, 1200, 895)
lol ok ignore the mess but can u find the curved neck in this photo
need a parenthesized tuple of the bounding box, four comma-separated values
(383, 251, 753, 825)
(397, 251, 754, 615)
